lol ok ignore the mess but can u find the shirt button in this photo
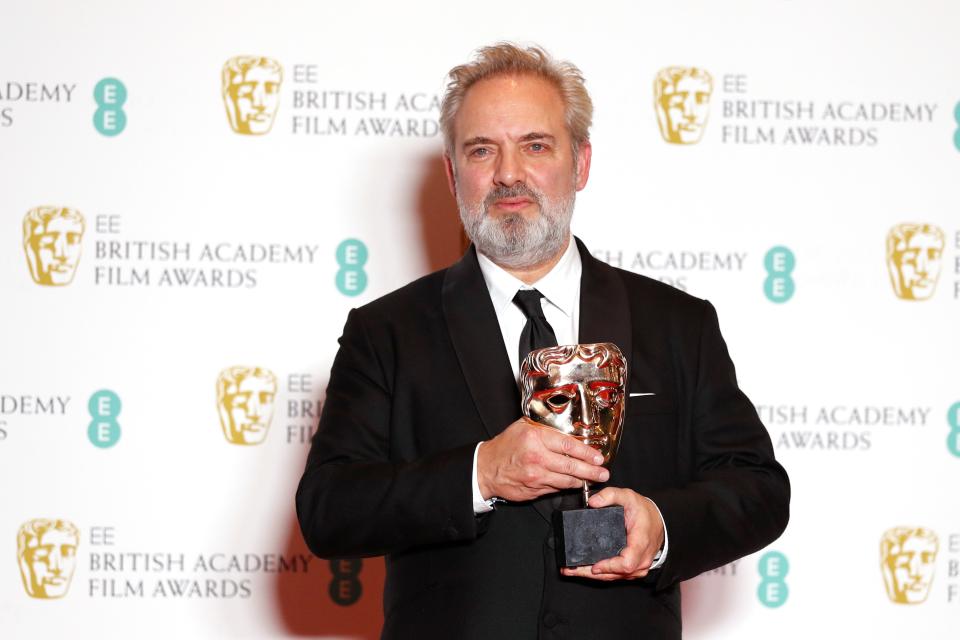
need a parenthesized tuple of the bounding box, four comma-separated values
(542, 612, 559, 628)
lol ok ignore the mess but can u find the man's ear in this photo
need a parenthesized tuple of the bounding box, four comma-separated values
(443, 153, 457, 197)
(575, 141, 592, 191)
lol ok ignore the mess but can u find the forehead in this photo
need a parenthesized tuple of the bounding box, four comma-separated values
(39, 216, 81, 234)
(36, 529, 76, 546)
(536, 359, 623, 386)
(900, 536, 936, 552)
(455, 73, 567, 143)
(237, 65, 279, 83)
(235, 375, 275, 393)
(904, 232, 943, 250)
(667, 75, 709, 93)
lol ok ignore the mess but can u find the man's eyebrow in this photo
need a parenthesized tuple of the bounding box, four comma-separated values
(462, 136, 495, 147)
(518, 132, 555, 142)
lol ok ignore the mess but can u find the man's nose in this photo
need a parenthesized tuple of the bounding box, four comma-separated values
(493, 147, 526, 187)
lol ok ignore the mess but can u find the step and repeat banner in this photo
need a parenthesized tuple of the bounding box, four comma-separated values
(2, 1, 958, 637)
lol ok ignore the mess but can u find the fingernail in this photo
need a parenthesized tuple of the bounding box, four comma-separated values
(599, 470, 610, 482)
(594, 455, 603, 465)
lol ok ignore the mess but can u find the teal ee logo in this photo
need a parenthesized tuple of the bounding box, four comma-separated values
(336, 239, 368, 296)
(88, 389, 121, 448)
(757, 551, 789, 608)
(329, 558, 362, 605)
(764, 246, 795, 303)
(948, 401, 960, 457)
(953, 102, 960, 151)
(93, 78, 127, 136)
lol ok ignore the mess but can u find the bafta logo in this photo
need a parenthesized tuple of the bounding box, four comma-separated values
(222, 56, 283, 135)
(880, 527, 938, 604)
(886, 223, 945, 300)
(17, 519, 80, 599)
(654, 66, 713, 144)
(23, 207, 85, 286)
(217, 366, 277, 445)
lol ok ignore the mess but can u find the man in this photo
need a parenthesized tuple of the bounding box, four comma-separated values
(17, 519, 80, 599)
(297, 43, 789, 638)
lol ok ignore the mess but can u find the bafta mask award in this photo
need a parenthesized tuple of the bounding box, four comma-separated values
(521, 342, 627, 567)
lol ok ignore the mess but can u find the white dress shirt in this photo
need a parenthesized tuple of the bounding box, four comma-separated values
(468, 237, 668, 568)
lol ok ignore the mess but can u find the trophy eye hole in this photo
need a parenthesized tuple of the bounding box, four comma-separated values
(546, 394, 571, 410)
(594, 388, 619, 408)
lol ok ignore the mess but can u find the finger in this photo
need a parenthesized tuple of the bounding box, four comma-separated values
(535, 470, 589, 492)
(543, 452, 610, 484)
(587, 487, 624, 508)
(593, 545, 651, 576)
(560, 566, 643, 581)
(540, 432, 605, 465)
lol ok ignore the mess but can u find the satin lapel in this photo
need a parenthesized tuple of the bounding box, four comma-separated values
(576, 238, 633, 374)
(442, 246, 521, 439)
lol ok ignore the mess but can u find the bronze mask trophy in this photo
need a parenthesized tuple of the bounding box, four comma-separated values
(520, 342, 628, 567)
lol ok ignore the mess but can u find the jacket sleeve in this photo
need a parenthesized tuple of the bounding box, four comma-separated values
(296, 308, 483, 559)
(647, 301, 790, 588)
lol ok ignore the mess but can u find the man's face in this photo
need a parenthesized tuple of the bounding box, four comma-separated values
(444, 74, 591, 268)
(227, 65, 281, 134)
(222, 375, 276, 444)
(890, 230, 944, 300)
(525, 355, 625, 465)
(22, 529, 78, 598)
(657, 75, 712, 144)
(28, 216, 83, 285)
(885, 536, 937, 603)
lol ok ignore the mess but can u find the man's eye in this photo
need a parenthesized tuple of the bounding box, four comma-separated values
(528, 143, 545, 152)
(470, 148, 489, 158)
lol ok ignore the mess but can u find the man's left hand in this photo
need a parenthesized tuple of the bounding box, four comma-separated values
(560, 487, 664, 581)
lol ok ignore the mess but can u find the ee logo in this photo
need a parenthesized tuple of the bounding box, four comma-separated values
(329, 558, 362, 606)
(336, 239, 368, 296)
(94, 78, 127, 136)
(757, 551, 789, 608)
(88, 389, 121, 448)
(764, 246, 795, 303)
(948, 401, 960, 458)
(954, 102, 960, 151)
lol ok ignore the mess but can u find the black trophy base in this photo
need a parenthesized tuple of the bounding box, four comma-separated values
(552, 505, 626, 568)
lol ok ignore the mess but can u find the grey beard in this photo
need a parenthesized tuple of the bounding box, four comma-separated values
(457, 183, 574, 270)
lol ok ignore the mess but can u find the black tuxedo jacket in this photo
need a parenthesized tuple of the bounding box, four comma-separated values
(297, 239, 789, 639)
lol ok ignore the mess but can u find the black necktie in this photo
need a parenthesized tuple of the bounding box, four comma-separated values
(513, 289, 558, 366)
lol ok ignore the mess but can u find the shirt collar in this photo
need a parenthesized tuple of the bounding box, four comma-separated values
(476, 236, 581, 317)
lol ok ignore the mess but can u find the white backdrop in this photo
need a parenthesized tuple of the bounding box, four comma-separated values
(2, 0, 959, 637)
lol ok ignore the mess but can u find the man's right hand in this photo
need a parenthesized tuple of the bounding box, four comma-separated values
(476, 417, 609, 502)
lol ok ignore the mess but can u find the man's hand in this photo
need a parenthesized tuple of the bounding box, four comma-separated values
(477, 418, 609, 502)
(560, 487, 664, 581)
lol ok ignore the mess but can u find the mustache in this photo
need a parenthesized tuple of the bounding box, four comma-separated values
(483, 184, 543, 210)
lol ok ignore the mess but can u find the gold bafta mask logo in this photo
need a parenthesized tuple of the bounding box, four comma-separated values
(17, 519, 80, 599)
(222, 56, 283, 135)
(880, 526, 938, 604)
(521, 343, 627, 465)
(886, 223, 945, 300)
(23, 207, 85, 286)
(654, 67, 713, 144)
(217, 366, 277, 445)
